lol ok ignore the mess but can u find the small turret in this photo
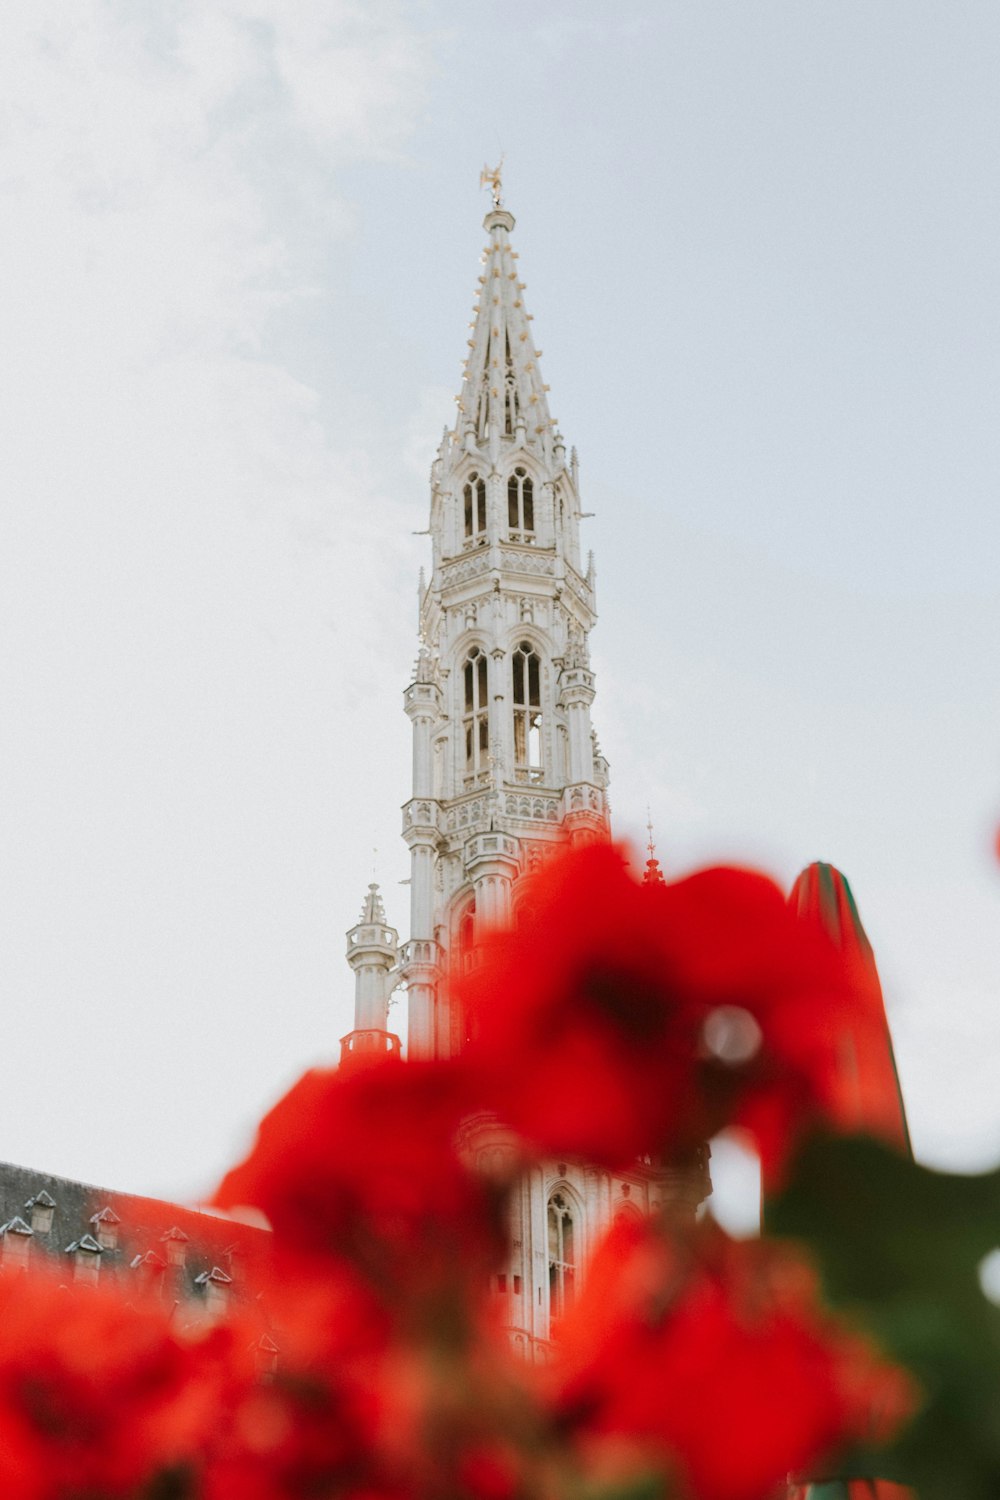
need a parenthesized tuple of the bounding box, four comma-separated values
(341, 883, 401, 1067)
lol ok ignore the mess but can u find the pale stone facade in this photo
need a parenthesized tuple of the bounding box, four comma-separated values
(343, 193, 709, 1359)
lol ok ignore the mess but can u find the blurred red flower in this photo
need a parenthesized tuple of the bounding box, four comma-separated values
(205, 1271, 541, 1500)
(462, 843, 872, 1178)
(551, 1216, 913, 1500)
(214, 1058, 508, 1319)
(203, 1311, 394, 1500)
(0, 1270, 231, 1500)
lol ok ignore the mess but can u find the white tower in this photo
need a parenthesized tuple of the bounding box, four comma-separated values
(346, 179, 707, 1357)
(400, 192, 610, 1061)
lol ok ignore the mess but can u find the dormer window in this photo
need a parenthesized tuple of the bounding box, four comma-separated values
(2, 1218, 33, 1270)
(512, 642, 542, 782)
(255, 1334, 279, 1379)
(25, 1191, 55, 1236)
(66, 1234, 101, 1284)
(195, 1265, 232, 1317)
(90, 1206, 121, 1252)
(508, 467, 534, 541)
(463, 471, 487, 544)
(161, 1226, 189, 1268)
(463, 648, 490, 782)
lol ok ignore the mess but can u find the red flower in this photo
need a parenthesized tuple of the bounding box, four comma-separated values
(461, 843, 693, 1168)
(551, 1217, 913, 1500)
(214, 1057, 509, 1318)
(203, 1270, 543, 1500)
(462, 843, 867, 1177)
(0, 1270, 231, 1500)
(203, 1283, 395, 1500)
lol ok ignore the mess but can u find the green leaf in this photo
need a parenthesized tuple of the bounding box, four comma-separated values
(770, 1133, 1000, 1500)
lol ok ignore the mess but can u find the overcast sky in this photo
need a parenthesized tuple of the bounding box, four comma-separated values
(2, 2, 999, 1218)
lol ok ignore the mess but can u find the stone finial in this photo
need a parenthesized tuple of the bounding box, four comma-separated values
(564, 621, 590, 670)
(359, 882, 387, 926)
(415, 645, 434, 685)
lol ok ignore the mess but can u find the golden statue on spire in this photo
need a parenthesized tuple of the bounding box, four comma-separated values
(479, 157, 504, 209)
(643, 807, 665, 886)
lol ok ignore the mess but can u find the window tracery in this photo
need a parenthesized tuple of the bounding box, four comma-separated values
(463, 471, 487, 544)
(503, 331, 518, 435)
(507, 467, 534, 541)
(463, 647, 490, 783)
(547, 1192, 575, 1325)
(456, 896, 476, 971)
(512, 641, 542, 783)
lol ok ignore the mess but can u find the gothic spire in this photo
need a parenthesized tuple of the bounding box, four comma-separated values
(456, 202, 556, 455)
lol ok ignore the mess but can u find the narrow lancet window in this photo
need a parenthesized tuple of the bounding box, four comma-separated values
(512, 641, 542, 782)
(458, 899, 475, 961)
(463, 648, 490, 781)
(507, 467, 534, 541)
(547, 1193, 576, 1325)
(463, 472, 487, 543)
(457, 894, 478, 1041)
(504, 332, 517, 434)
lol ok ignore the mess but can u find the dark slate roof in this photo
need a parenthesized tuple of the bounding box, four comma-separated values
(0, 1159, 270, 1312)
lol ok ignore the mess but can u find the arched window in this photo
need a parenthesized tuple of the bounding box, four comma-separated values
(457, 896, 476, 970)
(503, 332, 518, 435)
(512, 641, 542, 782)
(507, 467, 534, 540)
(463, 471, 487, 543)
(461, 900, 476, 960)
(548, 1192, 575, 1324)
(456, 895, 478, 1041)
(463, 647, 490, 781)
